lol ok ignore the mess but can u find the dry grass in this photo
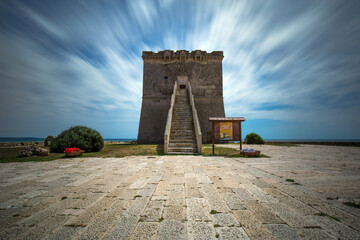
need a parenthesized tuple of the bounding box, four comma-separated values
(0, 143, 268, 163)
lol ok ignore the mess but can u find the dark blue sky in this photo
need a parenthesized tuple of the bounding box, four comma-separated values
(0, 0, 360, 139)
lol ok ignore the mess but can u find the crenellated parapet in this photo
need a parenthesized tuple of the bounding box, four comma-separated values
(142, 50, 223, 62)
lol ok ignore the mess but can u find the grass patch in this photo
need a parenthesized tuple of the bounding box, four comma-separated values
(201, 144, 269, 158)
(0, 147, 64, 163)
(343, 202, 360, 209)
(0, 144, 164, 163)
(81, 143, 164, 158)
(0, 143, 270, 163)
(210, 210, 220, 214)
(285, 178, 302, 185)
(158, 217, 164, 222)
(326, 196, 338, 200)
(213, 224, 221, 228)
(134, 195, 142, 199)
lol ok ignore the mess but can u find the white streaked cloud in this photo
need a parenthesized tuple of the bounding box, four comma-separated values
(0, 0, 359, 138)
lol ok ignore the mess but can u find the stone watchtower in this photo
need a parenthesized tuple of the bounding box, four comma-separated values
(137, 50, 225, 143)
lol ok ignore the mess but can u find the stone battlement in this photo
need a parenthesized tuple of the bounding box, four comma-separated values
(142, 50, 223, 62)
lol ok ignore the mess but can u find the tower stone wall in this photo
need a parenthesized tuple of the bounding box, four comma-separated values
(137, 50, 225, 143)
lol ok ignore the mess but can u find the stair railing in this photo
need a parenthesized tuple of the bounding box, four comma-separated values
(164, 82, 177, 154)
(187, 82, 202, 154)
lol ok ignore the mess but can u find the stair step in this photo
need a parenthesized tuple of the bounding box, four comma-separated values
(171, 128, 194, 133)
(166, 88, 199, 155)
(167, 152, 197, 155)
(170, 140, 195, 144)
(168, 147, 197, 152)
(170, 137, 195, 140)
(170, 132, 194, 135)
(169, 143, 196, 147)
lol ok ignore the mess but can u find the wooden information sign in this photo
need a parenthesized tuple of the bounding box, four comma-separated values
(209, 117, 245, 155)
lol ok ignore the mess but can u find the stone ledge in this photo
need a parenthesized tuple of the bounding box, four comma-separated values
(142, 50, 223, 62)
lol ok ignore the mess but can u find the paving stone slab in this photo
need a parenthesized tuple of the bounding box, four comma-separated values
(211, 213, 240, 227)
(233, 188, 255, 201)
(65, 196, 114, 227)
(140, 201, 164, 222)
(221, 192, 246, 210)
(233, 210, 278, 240)
(157, 220, 187, 240)
(74, 200, 130, 240)
(186, 198, 211, 222)
(202, 184, 230, 213)
(309, 214, 360, 239)
(166, 191, 185, 206)
(44, 226, 82, 240)
(130, 222, 159, 240)
(313, 203, 360, 231)
(263, 201, 319, 228)
(245, 201, 284, 224)
(215, 227, 250, 240)
(265, 224, 301, 240)
(295, 228, 337, 240)
(105, 213, 139, 240)
(187, 221, 216, 240)
(163, 206, 186, 222)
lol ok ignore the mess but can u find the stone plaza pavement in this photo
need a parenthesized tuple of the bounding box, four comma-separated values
(0, 144, 359, 239)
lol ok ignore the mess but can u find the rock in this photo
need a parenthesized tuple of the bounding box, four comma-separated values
(18, 149, 32, 157)
(18, 145, 49, 157)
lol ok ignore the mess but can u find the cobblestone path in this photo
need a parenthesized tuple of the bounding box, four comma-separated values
(0, 145, 359, 239)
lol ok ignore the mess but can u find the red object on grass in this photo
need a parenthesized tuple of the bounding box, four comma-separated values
(64, 147, 81, 153)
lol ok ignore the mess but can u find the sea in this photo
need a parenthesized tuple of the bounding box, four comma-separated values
(0, 137, 359, 143)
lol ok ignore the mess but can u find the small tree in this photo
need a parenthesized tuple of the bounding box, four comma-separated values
(50, 126, 104, 153)
(244, 133, 265, 144)
(44, 135, 55, 147)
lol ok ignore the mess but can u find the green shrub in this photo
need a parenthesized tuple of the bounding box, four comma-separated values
(244, 133, 265, 144)
(50, 126, 104, 153)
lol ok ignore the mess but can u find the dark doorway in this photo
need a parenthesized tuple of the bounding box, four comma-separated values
(180, 84, 186, 89)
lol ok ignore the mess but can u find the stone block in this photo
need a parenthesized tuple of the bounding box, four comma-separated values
(215, 227, 250, 240)
(221, 192, 246, 210)
(187, 221, 216, 240)
(140, 201, 164, 222)
(211, 213, 240, 227)
(186, 198, 211, 221)
(130, 222, 159, 240)
(265, 224, 301, 240)
(163, 206, 186, 222)
(157, 220, 187, 240)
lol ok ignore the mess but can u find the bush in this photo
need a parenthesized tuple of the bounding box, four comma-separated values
(44, 135, 55, 147)
(244, 133, 265, 144)
(50, 126, 104, 153)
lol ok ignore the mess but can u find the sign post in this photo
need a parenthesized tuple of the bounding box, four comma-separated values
(209, 117, 245, 155)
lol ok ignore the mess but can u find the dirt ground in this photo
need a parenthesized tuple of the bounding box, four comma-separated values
(0, 144, 359, 239)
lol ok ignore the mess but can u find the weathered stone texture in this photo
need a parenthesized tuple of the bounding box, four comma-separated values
(138, 50, 225, 143)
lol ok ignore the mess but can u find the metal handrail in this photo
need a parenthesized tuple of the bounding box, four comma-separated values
(164, 83, 177, 154)
(187, 82, 202, 154)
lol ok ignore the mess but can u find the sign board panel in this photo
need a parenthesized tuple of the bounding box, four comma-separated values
(220, 122, 233, 140)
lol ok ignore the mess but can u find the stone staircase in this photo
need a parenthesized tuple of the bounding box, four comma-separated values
(168, 88, 197, 154)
